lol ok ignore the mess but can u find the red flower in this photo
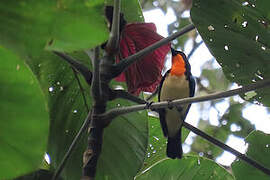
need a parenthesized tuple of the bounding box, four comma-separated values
(116, 23, 171, 95)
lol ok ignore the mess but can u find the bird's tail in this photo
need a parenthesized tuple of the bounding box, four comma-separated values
(166, 130, 182, 159)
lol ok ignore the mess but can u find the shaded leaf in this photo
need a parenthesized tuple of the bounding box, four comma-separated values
(0, 47, 49, 180)
(141, 115, 189, 172)
(136, 156, 234, 180)
(28, 51, 148, 180)
(96, 98, 148, 180)
(15, 169, 61, 180)
(232, 130, 270, 180)
(191, 0, 270, 106)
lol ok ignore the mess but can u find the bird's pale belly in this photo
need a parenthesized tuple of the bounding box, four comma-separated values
(160, 74, 189, 137)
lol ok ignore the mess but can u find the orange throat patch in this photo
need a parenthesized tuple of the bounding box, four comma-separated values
(170, 54, 186, 76)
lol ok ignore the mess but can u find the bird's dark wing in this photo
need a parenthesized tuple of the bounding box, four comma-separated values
(158, 70, 171, 137)
(182, 75, 196, 119)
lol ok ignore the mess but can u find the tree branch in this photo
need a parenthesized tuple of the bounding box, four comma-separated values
(53, 51, 92, 85)
(113, 24, 195, 78)
(91, 47, 101, 101)
(52, 111, 92, 180)
(99, 79, 270, 121)
(183, 121, 270, 176)
(105, 0, 121, 55)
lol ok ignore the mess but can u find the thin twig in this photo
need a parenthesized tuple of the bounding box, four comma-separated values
(53, 51, 92, 85)
(71, 67, 89, 112)
(52, 111, 92, 180)
(105, 0, 121, 55)
(110, 89, 147, 104)
(114, 24, 195, 77)
(100, 79, 270, 121)
(183, 122, 270, 176)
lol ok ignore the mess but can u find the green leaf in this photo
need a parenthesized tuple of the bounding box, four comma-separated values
(25, 50, 148, 180)
(141, 115, 189, 172)
(15, 169, 62, 180)
(0, 47, 49, 180)
(201, 69, 230, 91)
(105, 0, 144, 22)
(96, 97, 148, 180)
(0, 0, 109, 55)
(136, 156, 234, 180)
(191, 120, 228, 159)
(221, 104, 255, 138)
(191, 0, 270, 106)
(232, 130, 270, 180)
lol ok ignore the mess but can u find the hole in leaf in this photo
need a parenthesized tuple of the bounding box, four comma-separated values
(255, 35, 259, 41)
(242, 21, 248, 27)
(48, 86, 54, 92)
(242, 1, 249, 6)
(48, 39, 54, 46)
(208, 25, 215, 31)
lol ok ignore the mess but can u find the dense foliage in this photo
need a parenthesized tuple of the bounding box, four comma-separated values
(1, 0, 270, 179)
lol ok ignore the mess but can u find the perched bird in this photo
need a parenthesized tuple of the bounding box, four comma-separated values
(158, 48, 195, 159)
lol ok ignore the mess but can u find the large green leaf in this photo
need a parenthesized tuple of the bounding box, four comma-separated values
(191, 0, 270, 106)
(136, 156, 234, 180)
(0, 0, 109, 56)
(15, 169, 62, 180)
(27, 51, 148, 180)
(95, 98, 148, 180)
(232, 130, 270, 180)
(0, 47, 49, 179)
(0, 1, 148, 179)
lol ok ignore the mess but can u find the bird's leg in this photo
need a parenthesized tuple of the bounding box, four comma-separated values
(167, 100, 174, 109)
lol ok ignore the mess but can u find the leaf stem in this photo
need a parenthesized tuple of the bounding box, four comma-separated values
(105, 0, 121, 55)
(53, 51, 92, 85)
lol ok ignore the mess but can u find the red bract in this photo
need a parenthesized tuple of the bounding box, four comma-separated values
(116, 23, 171, 95)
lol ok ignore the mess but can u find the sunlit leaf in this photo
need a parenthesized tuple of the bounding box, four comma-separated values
(0, 0, 108, 56)
(0, 47, 49, 180)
